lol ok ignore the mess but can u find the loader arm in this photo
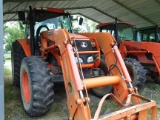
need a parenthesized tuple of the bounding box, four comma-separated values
(80, 33, 131, 100)
(41, 29, 92, 119)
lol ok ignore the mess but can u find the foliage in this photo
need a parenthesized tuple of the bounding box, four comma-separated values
(72, 15, 98, 33)
(83, 17, 97, 32)
(4, 22, 25, 52)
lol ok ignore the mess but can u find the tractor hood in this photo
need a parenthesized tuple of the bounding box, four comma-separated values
(41, 29, 90, 42)
(69, 33, 89, 40)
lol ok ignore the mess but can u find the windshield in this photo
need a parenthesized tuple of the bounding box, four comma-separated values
(137, 27, 160, 42)
(138, 29, 156, 42)
(117, 24, 134, 42)
(34, 10, 72, 36)
(99, 23, 134, 43)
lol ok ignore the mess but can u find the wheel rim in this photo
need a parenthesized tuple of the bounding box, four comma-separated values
(22, 70, 31, 103)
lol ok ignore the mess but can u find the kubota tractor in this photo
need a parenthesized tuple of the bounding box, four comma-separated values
(11, 7, 156, 119)
(128, 26, 160, 81)
(97, 22, 160, 83)
(136, 26, 160, 43)
(96, 22, 146, 91)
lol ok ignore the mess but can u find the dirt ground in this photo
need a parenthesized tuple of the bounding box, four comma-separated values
(5, 76, 160, 120)
(4, 62, 160, 120)
(5, 75, 108, 120)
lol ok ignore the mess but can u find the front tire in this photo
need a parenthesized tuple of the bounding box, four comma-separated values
(20, 56, 54, 117)
(90, 60, 112, 97)
(124, 58, 146, 92)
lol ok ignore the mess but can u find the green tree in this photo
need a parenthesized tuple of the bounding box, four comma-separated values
(83, 17, 97, 32)
(4, 22, 25, 52)
(72, 15, 97, 33)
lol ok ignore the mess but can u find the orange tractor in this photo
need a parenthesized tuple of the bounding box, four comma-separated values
(97, 22, 160, 83)
(135, 26, 160, 81)
(11, 7, 156, 119)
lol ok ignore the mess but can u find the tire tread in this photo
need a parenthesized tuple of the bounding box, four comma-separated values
(21, 56, 54, 117)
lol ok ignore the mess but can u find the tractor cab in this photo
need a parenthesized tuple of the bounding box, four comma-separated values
(19, 7, 73, 55)
(136, 26, 160, 42)
(96, 22, 135, 44)
(34, 8, 72, 34)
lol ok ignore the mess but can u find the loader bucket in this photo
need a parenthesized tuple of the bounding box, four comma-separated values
(93, 93, 156, 120)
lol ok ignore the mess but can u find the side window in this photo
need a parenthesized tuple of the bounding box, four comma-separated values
(102, 29, 107, 32)
(143, 34, 148, 41)
(99, 24, 114, 36)
(136, 31, 142, 41)
(142, 29, 155, 42)
(150, 33, 155, 42)
(106, 24, 114, 36)
(157, 28, 160, 42)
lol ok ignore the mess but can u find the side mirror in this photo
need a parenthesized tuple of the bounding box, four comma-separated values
(79, 17, 83, 25)
(18, 11, 25, 22)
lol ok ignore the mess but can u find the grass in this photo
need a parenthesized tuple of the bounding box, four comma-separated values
(4, 59, 160, 119)
(4, 68, 11, 75)
(141, 82, 160, 102)
(4, 77, 30, 119)
(4, 67, 12, 100)
(5, 58, 11, 63)
(4, 59, 29, 119)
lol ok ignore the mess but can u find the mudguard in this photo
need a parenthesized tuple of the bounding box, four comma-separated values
(17, 39, 31, 56)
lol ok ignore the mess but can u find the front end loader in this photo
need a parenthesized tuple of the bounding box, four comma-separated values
(11, 7, 157, 119)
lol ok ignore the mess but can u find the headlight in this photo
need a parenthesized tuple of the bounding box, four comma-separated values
(87, 56, 94, 63)
(75, 57, 83, 63)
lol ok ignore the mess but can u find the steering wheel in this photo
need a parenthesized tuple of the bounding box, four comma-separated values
(36, 25, 49, 50)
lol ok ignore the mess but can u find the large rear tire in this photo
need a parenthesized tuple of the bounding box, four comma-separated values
(20, 56, 54, 117)
(124, 58, 146, 92)
(90, 60, 112, 97)
(11, 41, 26, 87)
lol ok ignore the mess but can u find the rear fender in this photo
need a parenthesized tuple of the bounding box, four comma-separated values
(17, 39, 31, 56)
